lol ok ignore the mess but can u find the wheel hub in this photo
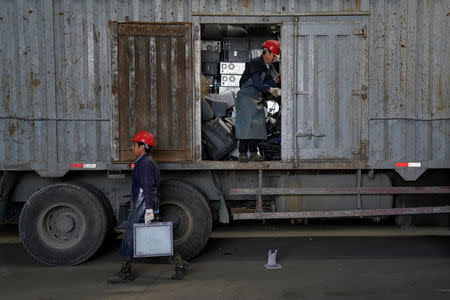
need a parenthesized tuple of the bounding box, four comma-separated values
(159, 203, 189, 240)
(168, 215, 180, 228)
(55, 214, 75, 233)
(38, 204, 87, 249)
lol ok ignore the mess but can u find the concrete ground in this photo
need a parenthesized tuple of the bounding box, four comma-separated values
(1, 222, 449, 300)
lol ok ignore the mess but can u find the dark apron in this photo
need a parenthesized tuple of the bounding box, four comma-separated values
(235, 78, 267, 140)
(120, 189, 146, 258)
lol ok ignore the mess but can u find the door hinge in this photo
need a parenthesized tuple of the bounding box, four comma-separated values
(193, 25, 199, 41)
(352, 85, 368, 100)
(353, 25, 367, 39)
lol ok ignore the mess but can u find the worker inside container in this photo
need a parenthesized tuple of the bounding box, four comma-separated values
(200, 24, 282, 161)
(235, 39, 281, 162)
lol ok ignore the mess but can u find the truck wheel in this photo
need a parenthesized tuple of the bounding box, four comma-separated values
(19, 183, 108, 266)
(159, 180, 212, 260)
(77, 183, 115, 241)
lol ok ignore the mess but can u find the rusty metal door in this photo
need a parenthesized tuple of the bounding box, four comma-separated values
(295, 16, 369, 160)
(116, 23, 193, 162)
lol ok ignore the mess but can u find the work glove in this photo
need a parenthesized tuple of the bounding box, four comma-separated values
(269, 87, 281, 97)
(144, 209, 154, 225)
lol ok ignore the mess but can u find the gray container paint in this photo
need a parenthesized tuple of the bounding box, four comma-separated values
(0, 0, 448, 180)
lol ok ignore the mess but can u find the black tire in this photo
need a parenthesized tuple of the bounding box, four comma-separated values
(19, 183, 108, 266)
(76, 182, 115, 241)
(159, 180, 212, 260)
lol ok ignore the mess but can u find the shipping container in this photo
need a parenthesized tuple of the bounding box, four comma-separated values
(0, 0, 449, 266)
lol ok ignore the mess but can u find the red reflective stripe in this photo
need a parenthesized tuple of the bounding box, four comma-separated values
(396, 162, 408, 167)
(71, 163, 84, 168)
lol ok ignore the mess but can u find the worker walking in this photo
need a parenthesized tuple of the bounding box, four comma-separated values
(235, 40, 281, 162)
(107, 130, 190, 284)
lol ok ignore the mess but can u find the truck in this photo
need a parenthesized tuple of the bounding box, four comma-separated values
(1, 0, 449, 266)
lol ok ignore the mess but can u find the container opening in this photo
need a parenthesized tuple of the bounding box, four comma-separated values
(200, 23, 282, 162)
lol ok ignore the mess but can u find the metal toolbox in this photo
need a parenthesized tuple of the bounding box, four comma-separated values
(221, 74, 241, 87)
(220, 62, 246, 75)
(201, 40, 221, 51)
(133, 222, 173, 258)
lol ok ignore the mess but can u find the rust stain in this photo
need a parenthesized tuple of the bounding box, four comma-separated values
(437, 74, 443, 104)
(79, 102, 94, 111)
(400, 44, 405, 48)
(23, 46, 30, 57)
(355, 0, 361, 11)
(28, 10, 33, 14)
(3, 85, 12, 115)
(242, 0, 249, 11)
(31, 78, 41, 88)
(9, 121, 18, 136)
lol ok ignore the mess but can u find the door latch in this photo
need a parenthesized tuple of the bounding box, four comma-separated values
(353, 25, 367, 40)
(296, 129, 325, 139)
(352, 85, 368, 100)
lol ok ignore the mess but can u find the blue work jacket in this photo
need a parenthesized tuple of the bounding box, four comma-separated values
(132, 153, 160, 212)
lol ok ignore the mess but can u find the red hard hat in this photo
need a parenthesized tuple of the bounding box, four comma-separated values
(262, 40, 281, 57)
(130, 130, 155, 147)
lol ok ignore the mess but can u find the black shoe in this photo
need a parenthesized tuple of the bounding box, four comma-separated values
(249, 152, 265, 162)
(238, 153, 248, 162)
(107, 271, 135, 284)
(171, 264, 191, 280)
(107, 259, 135, 284)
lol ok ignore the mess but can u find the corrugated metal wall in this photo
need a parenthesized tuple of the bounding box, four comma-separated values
(0, 0, 194, 170)
(192, 0, 369, 13)
(1, 0, 51, 166)
(53, 0, 112, 164)
(0, 0, 448, 175)
(293, 16, 369, 161)
(368, 0, 449, 166)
